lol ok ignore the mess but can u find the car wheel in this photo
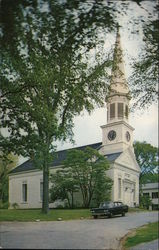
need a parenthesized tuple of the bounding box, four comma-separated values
(108, 213, 112, 218)
(122, 212, 125, 216)
(93, 215, 98, 219)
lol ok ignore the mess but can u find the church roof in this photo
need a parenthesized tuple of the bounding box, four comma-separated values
(105, 152, 122, 162)
(10, 142, 101, 174)
(9, 142, 122, 174)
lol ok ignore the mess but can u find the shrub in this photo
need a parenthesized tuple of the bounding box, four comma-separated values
(56, 204, 64, 209)
(0, 201, 10, 209)
(12, 202, 19, 209)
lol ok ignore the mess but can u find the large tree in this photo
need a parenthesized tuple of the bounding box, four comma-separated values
(62, 147, 112, 208)
(134, 141, 158, 185)
(0, 0, 116, 213)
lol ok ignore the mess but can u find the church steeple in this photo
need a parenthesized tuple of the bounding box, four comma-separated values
(107, 27, 131, 124)
(110, 27, 129, 94)
(100, 27, 134, 154)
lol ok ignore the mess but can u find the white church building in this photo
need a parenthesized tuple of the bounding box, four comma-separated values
(9, 30, 141, 209)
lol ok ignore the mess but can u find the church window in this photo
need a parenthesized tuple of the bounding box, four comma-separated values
(118, 103, 123, 118)
(152, 192, 158, 199)
(110, 103, 115, 119)
(40, 180, 43, 201)
(22, 182, 27, 202)
(118, 178, 122, 199)
(125, 105, 129, 118)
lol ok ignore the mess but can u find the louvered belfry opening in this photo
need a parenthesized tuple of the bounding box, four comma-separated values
(110, 103, 115, 119)
(118, 103, 124, 118)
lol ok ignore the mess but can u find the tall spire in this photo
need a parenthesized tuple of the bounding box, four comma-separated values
(109, 27, 129, 95)
(106, 26, 131, 124)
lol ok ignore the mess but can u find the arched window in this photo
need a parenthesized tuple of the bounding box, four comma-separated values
(118, 103, 124, 118)
(110, 103, 115, 119)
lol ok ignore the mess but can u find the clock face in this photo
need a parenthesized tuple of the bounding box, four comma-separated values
(126, 131, 131, 141)
(108, 130, 116, 141)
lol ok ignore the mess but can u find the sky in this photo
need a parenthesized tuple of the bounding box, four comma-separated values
(55, 103, 158, 151)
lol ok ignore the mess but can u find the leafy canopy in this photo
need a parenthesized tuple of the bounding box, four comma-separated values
(130, 19, 159, 109)
(0, 0, 116, 213)
(0, 0, 116, 158)
(134, 141, 158, 185)
(61, 146, 112, 208)
(0, 153, 18, 204)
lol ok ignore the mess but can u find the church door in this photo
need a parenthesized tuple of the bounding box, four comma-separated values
(123, 181, 135, 207)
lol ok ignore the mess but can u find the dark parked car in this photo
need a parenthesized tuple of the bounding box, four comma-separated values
(90, 201, 128, 219)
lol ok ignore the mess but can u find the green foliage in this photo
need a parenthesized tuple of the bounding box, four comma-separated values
(130, 19, 159, 109)
(0, 153, 18, 203)
(50, 170, 79, 208)
(0, 209, 91, 222)
(11, 202, 19, 209)
(134, 141, 158, 185)
(124, 222, 159, 249)
(139, 194, 152, 210)
(140, 173, 159, 184)
(0, 0, 116, 214)
(62, 147, 112, 208)
(92, 173, 112, 207)
(0, 201, 10, 209)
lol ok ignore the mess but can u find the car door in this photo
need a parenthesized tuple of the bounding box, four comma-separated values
(117, 202, 123, 214)
(113, 202, 119, 215)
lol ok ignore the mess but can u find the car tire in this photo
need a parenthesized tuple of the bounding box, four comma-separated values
(122, 212, 125, 216)
(93, 215, 98, 219)
(108, 213, 112, 218)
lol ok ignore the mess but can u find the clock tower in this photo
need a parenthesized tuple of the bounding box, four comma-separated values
(101, 28, 134, 155)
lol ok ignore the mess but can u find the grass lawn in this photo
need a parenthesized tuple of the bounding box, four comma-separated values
(0, 207, 149, 222)
(0, 208, 91, 222)
(123, 221, 159, 249)
(128, 207, 148, 213)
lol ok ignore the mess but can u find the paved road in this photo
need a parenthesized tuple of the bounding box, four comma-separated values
(130, 239, 158, 250)
(0, 212, 158, 249)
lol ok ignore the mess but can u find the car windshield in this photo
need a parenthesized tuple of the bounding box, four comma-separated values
(99, 202, 114, 208)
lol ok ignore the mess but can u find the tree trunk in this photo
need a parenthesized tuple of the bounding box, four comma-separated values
(71, 191, 74, 208)
(66, 194, 71, 208)
(42, 165, 49, 214)
(88, 190, 93, 208)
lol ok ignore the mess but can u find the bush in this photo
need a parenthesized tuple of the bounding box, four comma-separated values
(12, 202, 19, 209)
(0, 201, 10, 209)
(56, 204, 64, 209)
(139, 195, 152, 210)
